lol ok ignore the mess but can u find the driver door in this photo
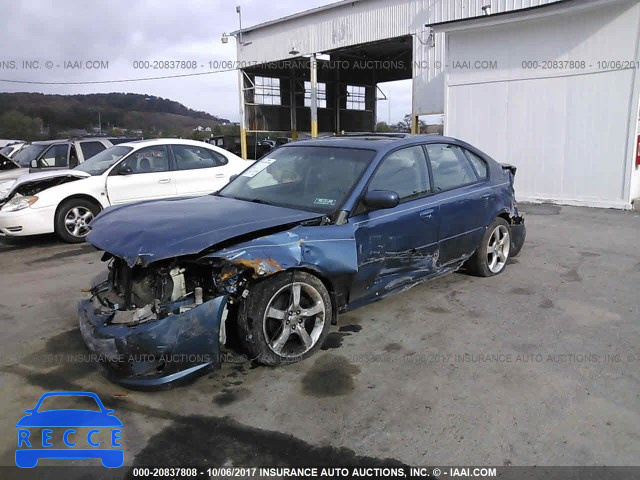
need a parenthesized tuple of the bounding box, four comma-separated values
(106, 145, 176, 205)
(37, 143, 69, 168)
(349, 145, 440, 304)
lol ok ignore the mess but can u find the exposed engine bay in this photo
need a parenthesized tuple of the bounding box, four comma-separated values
(89, 256, 258, 344)
(0, 175, 83, 206)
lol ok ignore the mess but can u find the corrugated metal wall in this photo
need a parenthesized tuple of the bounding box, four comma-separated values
(443, 0, 640, 207)
(237, 0, 563, 114)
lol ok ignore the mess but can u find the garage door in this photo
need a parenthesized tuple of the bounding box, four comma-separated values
(443, 0, 640, 208)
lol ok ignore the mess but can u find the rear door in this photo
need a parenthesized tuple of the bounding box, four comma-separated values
(170, 144, 234, 196)
(106, 145, 176, 205)
(350, 144, 440, 304)
(425, 143, 491, 265)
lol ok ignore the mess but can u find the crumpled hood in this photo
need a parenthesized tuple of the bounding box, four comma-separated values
(0, 168, 25, 186)
(0, 168, 90, 200)
(11, 168, 90, 185)
(87, 195, 322, 267)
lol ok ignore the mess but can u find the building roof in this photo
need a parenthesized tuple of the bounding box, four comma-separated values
(427, 0, 612, 32)
(231, 0, 366, 35)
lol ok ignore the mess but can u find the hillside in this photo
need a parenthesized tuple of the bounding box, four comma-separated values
(0, 92, 231, 140)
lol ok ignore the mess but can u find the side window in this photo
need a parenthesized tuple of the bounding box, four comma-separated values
(368, 145, 430, 202)
(426, 144, 479, 192)
(120, 146, 169, 174)
(40, 144, 69, 167)
(172, 145, 228, 170)
(79, 141, 106, 160)
(464, 149, 488, 180)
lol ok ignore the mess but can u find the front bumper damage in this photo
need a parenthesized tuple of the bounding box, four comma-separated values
(78, 284, 227, 390)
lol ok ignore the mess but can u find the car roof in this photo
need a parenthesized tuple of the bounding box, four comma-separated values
(284, 134, 462, 153)
(32, 139, 70, 145)
(113, 138, 220, 149)
(30, 137, 122, 146)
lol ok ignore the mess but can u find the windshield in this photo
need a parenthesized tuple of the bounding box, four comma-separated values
(13, 144, 46, 167)
(219, 146, 375, 213)
(74, 145, 133, 175)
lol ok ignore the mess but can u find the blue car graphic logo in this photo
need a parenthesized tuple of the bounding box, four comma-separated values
(15, 391, 123, 468)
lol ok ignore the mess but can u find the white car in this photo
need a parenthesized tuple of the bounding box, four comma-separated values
(0, 139, 250, 243)
(0, 142, 25, 158)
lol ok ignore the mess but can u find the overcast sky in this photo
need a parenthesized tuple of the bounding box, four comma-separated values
(0, 0, 411, 125)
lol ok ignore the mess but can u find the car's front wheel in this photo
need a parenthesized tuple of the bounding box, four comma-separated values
(55, 198, 100, 243)
(466, 217, 511, 277)
(237, 271, 332, 365)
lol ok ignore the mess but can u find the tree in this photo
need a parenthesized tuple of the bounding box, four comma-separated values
(391, 114, 426, 133)
(375, 121, 391, 132)
(0, 110, 42, 141)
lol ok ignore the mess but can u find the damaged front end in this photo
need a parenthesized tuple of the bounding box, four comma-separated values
(501, 163, 527, 255)
(78, 257, 231, 390)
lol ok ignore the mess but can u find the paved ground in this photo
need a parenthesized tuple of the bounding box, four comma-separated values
(0, 204, 639, 477)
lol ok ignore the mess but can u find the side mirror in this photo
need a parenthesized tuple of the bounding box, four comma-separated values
(118, 165, 133, 175)
(30, 159, 38, 168)
(364, 190, 399, 210)
(229, 174, 238, 182)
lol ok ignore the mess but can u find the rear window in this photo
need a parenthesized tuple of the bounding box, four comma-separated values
(80, 141, 106, 160)
(464, 150, 488, 180)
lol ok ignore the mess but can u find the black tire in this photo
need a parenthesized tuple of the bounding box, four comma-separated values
(54, 198, 100, 243)
(237, 271, 332, 366)
(466, 217, 511, 277)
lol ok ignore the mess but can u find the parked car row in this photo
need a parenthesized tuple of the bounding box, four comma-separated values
(0, 142, 25, 158)
(76, 133, 526, 389)
(0, 139, 250, 242)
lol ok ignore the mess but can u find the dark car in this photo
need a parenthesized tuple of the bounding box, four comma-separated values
(79, 134, 526, 389)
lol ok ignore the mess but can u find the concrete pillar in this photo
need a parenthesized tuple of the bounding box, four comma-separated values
(310, 53, 318, 138)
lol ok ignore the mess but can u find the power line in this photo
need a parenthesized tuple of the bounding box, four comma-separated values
(0, 68, 237, 85)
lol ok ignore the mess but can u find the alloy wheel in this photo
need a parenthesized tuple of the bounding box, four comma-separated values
(262, 281, 326, 358)
(487, 224, 510, 273)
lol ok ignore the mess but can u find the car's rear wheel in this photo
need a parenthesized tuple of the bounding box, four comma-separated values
(466, 217, 511, 277)
(237, 271, 332, 365)
(55, 198, 100, 243)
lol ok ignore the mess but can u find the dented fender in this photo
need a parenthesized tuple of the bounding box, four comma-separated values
(202, 224, 359, 307)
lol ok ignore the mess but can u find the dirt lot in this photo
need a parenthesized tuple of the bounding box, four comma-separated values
(0, 204, 639, 476)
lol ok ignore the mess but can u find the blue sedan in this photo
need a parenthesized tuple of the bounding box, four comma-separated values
(79, 134, 525, 389)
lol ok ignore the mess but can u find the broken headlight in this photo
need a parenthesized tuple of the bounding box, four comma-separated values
(1, 195, 38, 212)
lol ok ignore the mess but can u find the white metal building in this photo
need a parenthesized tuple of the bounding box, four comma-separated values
(231, 0, 640, 208)
(435, 0, 640, 208)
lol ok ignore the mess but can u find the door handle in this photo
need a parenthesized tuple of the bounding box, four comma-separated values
(215, 173, 225, 178)
(419, 209, 434, 219)
(481, 193, 491, 199)
(158, 179, 172, 184)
